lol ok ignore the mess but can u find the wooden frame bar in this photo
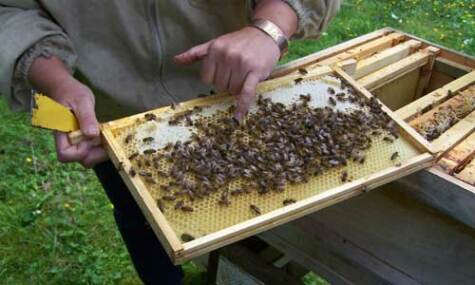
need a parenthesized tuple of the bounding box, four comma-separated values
(271, 28, 395, 78)
(437, 132, 475, 174)
(352, 39, 422, 79)
(395, 71, 475, 121)
(431, 110, 475, 153)
(357, 48, 431, 91)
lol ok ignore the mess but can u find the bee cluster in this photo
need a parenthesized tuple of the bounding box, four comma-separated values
(126, 79, 399, 216)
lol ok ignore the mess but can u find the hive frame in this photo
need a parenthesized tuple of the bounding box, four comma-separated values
(101, 66, 434, 264)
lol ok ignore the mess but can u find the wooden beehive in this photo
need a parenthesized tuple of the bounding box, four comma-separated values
(273, 28, 475, 228)
(99, 66, 433, 264)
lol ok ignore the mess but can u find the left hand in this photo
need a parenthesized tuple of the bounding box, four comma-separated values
(174, 26, 281, 120)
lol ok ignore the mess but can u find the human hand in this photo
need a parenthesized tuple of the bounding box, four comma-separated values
(29, 57, 107, 168)
(174, 26, 281, 120)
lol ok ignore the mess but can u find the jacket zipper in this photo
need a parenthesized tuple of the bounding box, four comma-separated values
(150, 0, 179, 104)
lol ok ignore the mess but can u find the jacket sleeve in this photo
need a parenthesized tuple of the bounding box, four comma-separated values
(281, 0, 341, 39)
(0, 3, 77, 111)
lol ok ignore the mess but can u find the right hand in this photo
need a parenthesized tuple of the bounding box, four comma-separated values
(29, 56, 107, 168)
(50, 77, 107, 168)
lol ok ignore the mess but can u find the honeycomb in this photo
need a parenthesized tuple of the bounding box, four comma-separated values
(110, 75, 421, 241)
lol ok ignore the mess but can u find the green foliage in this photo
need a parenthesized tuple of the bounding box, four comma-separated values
(0, 0, 473, 283)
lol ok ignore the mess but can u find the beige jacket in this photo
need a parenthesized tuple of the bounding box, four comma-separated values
(0, 0, 340, 121)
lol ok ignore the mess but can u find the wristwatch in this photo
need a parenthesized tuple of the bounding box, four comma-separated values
(251, 18, 289, 58)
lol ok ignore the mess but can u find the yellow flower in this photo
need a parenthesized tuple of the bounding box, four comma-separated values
(26, 157, 32, 163)
(64, 203, 71, 208)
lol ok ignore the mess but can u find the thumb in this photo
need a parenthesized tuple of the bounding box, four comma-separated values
(174, 41, 211, 65)
(72, 95, 99, 138)
(234, 73, 260, 121)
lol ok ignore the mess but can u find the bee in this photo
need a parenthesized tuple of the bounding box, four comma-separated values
(383, 136, 394, 143)
(160, 185, 171, 192)
(230, 188, 244, 196)
(156, 199, 165, 213)
(145, 177, 156, 184)
(181, 205, 194, 212)
(340, 170, 348, 182)
(143, 149, 156, 155)
(328, 97, 337, 106)
(171, 102, 177, 110)
(298, 68, 308, 75)
(219, 191, 230, 206)
(395, 162, 402, 167)
(294, 77, 304, 84)
(327, 87, 335, 95)
(144, 113, 157, 121)
(250, 204, 261, 215)
(283, 198, 296, 206)
(162, 195, 176, 201)
(116, 161, 124, 171)
(210, 89, 215, 95)
(174, 200, 184, 210)
(299, 94, 311, 103)
(129, 168, 136, 177)
(143, 137, 154, 143)
(124, 134, 133, 144)
(390, 152, 399, 160)
(128, 152, 139, 160)
(139, 170, 152, 177)
(181, 233, 195, 242)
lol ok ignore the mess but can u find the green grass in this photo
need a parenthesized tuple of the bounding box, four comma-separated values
(0, 0, 473, 284)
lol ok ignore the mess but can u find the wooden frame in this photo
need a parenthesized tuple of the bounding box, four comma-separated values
(99, 66, 433, 264)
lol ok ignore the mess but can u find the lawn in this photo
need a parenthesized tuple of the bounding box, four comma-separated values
(0, 0, 473, 284)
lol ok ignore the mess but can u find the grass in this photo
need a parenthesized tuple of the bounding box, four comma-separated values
(0, 0, 473, 284)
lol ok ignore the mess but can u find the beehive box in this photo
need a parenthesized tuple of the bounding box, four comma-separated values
(100, 66, 433, 263)
(274, 27, 475, 228)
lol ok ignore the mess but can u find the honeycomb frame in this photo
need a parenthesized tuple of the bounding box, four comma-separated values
(100, 67, 434, 264)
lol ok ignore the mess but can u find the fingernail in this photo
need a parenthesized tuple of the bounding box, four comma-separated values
(85, 128, 98, 136)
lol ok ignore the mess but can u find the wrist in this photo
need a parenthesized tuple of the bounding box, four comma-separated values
(29, 56, 74, 95)
(250, 18, 289, 57)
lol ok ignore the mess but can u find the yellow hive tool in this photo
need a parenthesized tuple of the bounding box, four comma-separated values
(31, 93, 87, 144)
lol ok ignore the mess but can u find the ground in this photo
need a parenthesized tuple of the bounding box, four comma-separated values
(0, 0, 473, 284)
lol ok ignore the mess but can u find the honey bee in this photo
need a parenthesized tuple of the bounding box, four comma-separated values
(181, 205, 194, 212)
(124, 134, 133, 144)
(283, 198, 296, 206)
(250, 204, 261, 215)
(156, 199, 165, 213)
(174, 200, 184, 210)
(340, 170, 348, 182)
(390, 152, 399, 160)
(181, 233, 195, 242)
(298, 68, 308, 75)
(171, 102, 177, 110)
(128, 152, 139, 160)
(143, 137, 154, 143)
(162, 195, 176, 201)
(144, 113, 157, 121)
(327, 87, 335, 95)
(143, 149, 156, 155)
(129, 168, 136, 177)
(328, 97, 337, 106)
(383, 136, 394, 143)
(294, 77, 304, 84)
(139, 170, 152, 177)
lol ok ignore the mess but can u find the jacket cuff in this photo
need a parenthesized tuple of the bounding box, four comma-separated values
(12, 34, 77, 110)
(282, 0, 340, 39)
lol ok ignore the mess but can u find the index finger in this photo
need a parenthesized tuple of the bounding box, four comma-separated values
(234, 72, 260, 121)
